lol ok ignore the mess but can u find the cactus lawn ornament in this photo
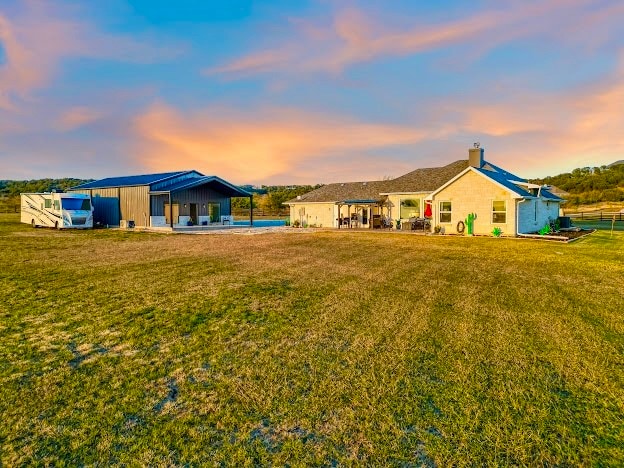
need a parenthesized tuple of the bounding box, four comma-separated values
(538, 223, 551, 235)
(465, 212, 477, 235)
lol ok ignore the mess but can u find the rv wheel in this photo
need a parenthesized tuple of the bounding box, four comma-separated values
(31, 219, 36, 228)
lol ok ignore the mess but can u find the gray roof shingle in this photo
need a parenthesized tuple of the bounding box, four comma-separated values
(380, 160, 469, 193)
(285, 160, 469, 203)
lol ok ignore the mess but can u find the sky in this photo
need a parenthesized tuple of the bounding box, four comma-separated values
(0, 0, 623, 185)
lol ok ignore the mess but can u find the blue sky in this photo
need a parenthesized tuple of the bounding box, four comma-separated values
(1, 0, 623, 184)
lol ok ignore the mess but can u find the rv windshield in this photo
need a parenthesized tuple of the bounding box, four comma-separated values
(61, 198, 91, 210)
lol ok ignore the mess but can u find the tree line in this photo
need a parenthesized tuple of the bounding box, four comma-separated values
(0, 178, 93, 212)
(4, 162, 622, 214)
(232, 185, 322, 214)
(531, 163, 624, 206)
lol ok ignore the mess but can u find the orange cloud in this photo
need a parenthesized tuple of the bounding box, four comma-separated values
(133, 103, 425, 183)
(445, 62, 624, 176)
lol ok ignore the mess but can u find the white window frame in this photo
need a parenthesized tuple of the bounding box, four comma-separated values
(492, 200, 507, 224)
(400, 198, 421, 219)
(439, 201, 452, 223)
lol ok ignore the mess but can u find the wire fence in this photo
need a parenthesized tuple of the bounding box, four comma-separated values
(563, 210, 624, 222)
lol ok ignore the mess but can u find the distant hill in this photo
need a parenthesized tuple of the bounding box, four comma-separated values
(531, 163, 624, 206)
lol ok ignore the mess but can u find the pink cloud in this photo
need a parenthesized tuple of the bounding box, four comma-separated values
(0, 1, 182, 110)
(209, 0, 620, 77)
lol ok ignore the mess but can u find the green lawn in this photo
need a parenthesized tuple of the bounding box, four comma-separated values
(1, 213, 623, 465)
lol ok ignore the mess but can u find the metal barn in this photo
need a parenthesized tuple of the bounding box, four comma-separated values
(69, 171, 251, 228)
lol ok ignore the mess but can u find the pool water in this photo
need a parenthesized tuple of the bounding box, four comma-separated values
(232, 220, 286, 227)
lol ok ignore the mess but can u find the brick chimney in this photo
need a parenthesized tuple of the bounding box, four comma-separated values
(469, 145, 484, 168)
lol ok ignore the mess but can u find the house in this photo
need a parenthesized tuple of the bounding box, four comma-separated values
(284, 160, 468, 229)
(427, 147, 562, 235)
(69, 171, 251, 228)
(285, 147, 562, 236)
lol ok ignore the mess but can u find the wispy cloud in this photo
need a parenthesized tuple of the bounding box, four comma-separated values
(0, 1, 182, 109)
(55, 106, 102, 131)
(207, 0, 622, 78)
(132, 103, 425, 183)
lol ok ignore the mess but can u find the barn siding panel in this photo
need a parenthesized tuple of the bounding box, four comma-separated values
(119, 186, 150, 226)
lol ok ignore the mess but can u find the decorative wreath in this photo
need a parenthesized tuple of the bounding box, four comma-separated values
(456, 220, 466, 233)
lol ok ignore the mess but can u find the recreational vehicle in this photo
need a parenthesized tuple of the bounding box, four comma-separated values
(21, 192, 94, 229)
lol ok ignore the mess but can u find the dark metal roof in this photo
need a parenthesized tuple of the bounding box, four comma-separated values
(474, 168, 533, 197)
(71, 171, 189, 189)
(474, 167, 562, 201)
(150, 176, 250, 198)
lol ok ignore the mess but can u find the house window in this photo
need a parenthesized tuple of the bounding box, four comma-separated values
(492, 200, 506, 223)
(400, 199, 420, 218)
(208, 203, 220, 223)
(534, 200, 537, 221)
(439, 201, 452, 223)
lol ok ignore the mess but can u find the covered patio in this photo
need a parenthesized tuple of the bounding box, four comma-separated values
(336, 197, 392, 229)
(149, 176, 252, 229)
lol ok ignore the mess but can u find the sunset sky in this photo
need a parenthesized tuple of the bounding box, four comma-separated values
(1, 0, 623, 184)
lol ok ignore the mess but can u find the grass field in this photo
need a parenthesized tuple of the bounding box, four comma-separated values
(1, 213, 623, 465)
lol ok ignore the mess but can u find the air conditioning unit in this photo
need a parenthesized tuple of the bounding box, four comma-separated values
(120, 220, 135, 229)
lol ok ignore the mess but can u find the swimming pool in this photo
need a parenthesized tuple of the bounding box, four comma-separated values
(232, 219, 286, 227)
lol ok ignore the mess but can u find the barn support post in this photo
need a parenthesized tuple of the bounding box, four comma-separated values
(169, 192, 173, 229)
(338, 203, 341, 229)
(249, 194, 253, 226)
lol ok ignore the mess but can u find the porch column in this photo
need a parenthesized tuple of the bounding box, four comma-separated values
(347, 205, 351, 228)
(168, 192, 173, 229)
